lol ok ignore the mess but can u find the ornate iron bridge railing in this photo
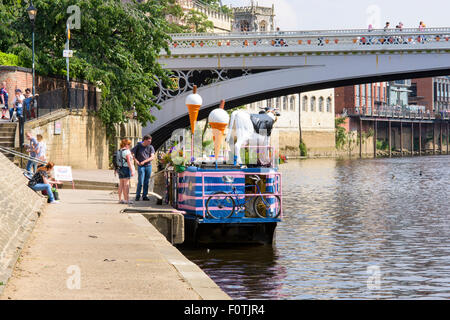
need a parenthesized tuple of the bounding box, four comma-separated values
(165, 28, 450, 54)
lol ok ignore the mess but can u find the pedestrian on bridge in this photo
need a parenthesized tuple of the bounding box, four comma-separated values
(131, 135, 155, 201)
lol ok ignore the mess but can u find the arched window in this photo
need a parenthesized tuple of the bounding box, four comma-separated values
(310, 96, 316, 112)
(290, 96, 295, 111)
(302, 96, 308, 111)
(282, 96, 288, 111)
(259, 20, 267, 32)
(326, 97, 332, 112)
(318, 97, 324, 112)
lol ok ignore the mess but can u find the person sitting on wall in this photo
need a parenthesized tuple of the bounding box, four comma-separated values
(27, 161, 61, 204)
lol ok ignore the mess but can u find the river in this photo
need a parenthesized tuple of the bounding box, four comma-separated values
(181, 155, 450, 299)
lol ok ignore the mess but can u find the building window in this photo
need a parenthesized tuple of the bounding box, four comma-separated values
(310, 96, 316, 112)
(326, 97, 332, 112)
(361, 85, 366, 106)
(260, 20, 267, 32)
(282, 96, 288, 111)
(318, 97, 324, 112)
(267, 98, 273, 108)
(276, 97, 281, 109)
(355, 85, 360, 106)
(302, 96, 308, 112)
(289, 96, 295, 111)
(368, 85, 372, 108)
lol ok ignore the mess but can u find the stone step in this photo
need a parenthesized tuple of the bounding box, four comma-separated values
(0, 142, 15, 148)
(0, 127, 17, 133)
(0, 136, 15, 142)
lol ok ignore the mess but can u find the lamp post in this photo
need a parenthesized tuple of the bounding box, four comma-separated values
(27, 1, 37, 116)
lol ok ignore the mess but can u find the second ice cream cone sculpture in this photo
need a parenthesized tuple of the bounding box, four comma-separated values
(185, 85, 203, 162)
(208, 100, 230, 163)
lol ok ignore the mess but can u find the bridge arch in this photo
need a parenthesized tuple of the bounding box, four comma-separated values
(147, 29, 450, 150)
(146, 58, 450, 149)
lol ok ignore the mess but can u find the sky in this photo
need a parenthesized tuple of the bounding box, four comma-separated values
(221, 0, 450, 30)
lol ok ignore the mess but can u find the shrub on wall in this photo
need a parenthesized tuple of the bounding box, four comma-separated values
(0, 51, 19, 66)
(299, 139, 307, 156)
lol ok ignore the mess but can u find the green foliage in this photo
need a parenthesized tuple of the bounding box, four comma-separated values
(299, 139, 307, 156)
(0, 51, 20, 66)
(0, 0, 173, 136)
(376, 139, 389, 150)
(184, 9, 214, 33)
(335, 117, 348, 150)
(202, 139, 213, 149)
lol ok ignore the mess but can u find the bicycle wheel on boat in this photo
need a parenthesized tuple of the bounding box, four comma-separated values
(206, 192, 236, 219)
(253, 194, 281, 218)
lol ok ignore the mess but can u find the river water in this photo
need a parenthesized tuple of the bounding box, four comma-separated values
(181, 155, 450, 299)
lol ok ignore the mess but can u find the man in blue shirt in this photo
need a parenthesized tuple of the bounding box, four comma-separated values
(131, 135, 155, 201)
(25, 132, 39, 173)
(0, 81, 8, 120)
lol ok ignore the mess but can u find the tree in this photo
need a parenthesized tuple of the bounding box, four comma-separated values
(0, 0, 173, 135)
(184, 9, 214, 33)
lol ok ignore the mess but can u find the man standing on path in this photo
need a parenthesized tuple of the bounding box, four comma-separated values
(131, 135, 155, 201)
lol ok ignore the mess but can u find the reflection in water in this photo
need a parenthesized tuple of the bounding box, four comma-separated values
(181, 156, 450, 299)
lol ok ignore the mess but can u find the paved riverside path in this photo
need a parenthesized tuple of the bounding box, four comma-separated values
(0, 189, 229, 300)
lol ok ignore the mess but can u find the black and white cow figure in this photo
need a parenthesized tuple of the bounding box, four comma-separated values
(225, 106, 280, 166)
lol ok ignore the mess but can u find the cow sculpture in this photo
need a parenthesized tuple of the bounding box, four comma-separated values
(225, 107, 280, 165)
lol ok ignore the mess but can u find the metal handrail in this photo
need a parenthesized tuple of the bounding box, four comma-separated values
(0, 145, 47, 165)
(345, 107, 450, 120)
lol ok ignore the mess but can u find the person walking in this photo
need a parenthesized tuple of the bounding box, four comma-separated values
(10, 88, 24, 121)
(25, 132, 39, 173)
(36, 134, 47, 163)
(0, 81, 8, 120)
(28, 161, 60, 204)
(117, 139, 135, 204)
(383, 21, 390, 31)
(419, 21, 426, 31)
(23, 88, 38, 119)
(131, 135, 155, 201)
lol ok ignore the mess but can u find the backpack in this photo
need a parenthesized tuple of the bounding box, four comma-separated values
(112, 149, 125, 171)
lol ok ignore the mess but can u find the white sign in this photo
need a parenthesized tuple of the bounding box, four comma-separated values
(53, 166, 73, 182)
(63, 50, 73, 58)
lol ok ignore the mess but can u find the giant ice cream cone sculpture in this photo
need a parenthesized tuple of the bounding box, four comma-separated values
(208, 100, 229, 162)
(185, 85, 202, 135)
(185, 85, 202, 162)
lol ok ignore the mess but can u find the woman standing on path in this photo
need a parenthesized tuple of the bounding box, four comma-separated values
(117, 139, 135, 204)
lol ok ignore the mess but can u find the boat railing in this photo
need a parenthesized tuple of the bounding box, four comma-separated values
(200, 170, 282, 219)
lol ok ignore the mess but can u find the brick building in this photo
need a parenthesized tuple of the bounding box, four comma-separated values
(334, 82, 388, 115)
(409, 76, 450, 112)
